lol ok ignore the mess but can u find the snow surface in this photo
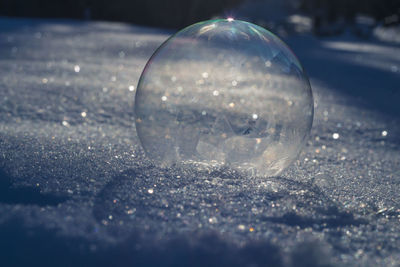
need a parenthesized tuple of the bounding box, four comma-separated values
(0, 16, 400, 266)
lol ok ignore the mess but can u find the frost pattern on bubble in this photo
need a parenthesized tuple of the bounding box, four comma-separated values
(134, 19, 313, 177)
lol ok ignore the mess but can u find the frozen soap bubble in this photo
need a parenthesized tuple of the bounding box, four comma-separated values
(134, 19, 313, 177)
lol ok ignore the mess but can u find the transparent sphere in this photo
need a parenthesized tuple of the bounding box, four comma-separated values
(134, 19, 313, 177)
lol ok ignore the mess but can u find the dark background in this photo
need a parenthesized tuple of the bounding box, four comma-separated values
(0, 0, 399, 29)
(0, 0, 243, 28)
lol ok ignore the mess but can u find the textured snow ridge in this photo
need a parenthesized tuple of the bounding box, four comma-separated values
(0, 17, 400, 266)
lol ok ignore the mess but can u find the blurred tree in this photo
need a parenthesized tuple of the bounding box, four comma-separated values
(300, 0, 399, 24)
(299, 0, 399, 36)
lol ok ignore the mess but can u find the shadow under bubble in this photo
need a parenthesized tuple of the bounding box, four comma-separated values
(92, 165, 367, 236)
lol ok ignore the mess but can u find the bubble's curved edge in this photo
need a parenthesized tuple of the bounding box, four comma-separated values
(133, 18, 314, 177)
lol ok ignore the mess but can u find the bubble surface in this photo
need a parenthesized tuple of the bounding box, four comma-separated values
(134, 19, 313, 177)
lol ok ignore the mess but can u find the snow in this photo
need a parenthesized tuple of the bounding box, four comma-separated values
(374, 25, 400, 44)
(0, 16, 400, 266)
